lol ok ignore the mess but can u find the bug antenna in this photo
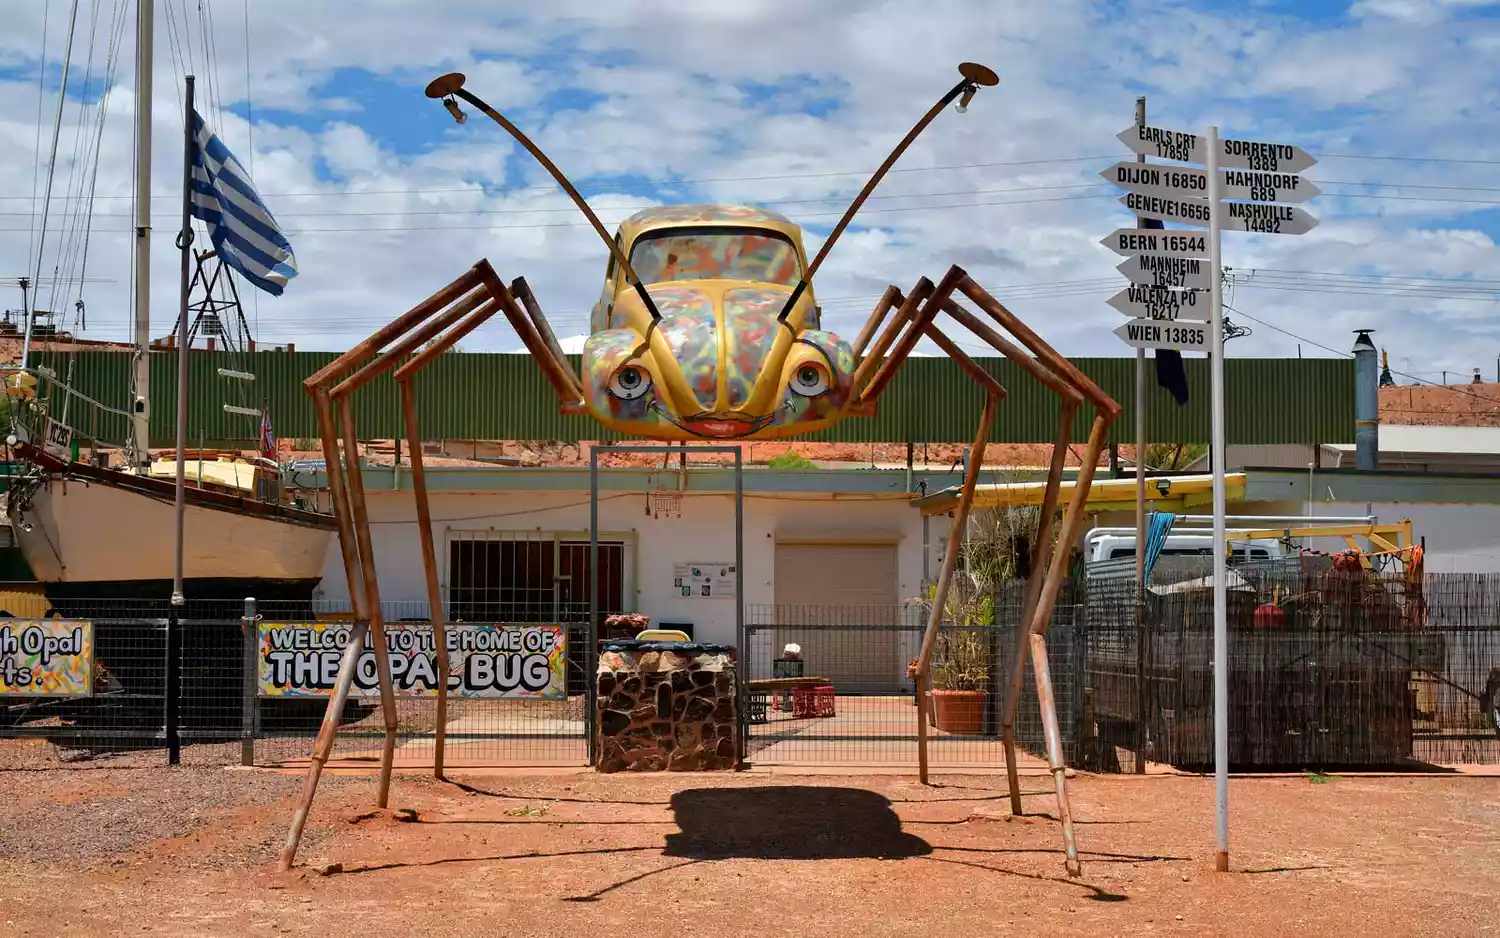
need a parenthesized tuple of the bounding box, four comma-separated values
(774, 62, 998, 323)
(425, 72, 663, 322)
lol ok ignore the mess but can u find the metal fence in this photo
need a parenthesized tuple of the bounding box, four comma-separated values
(0, 598, 604, 770)
(742, 583, 1083, 768)
(4, 565, 1496, 772)
(1081, 557, 1500, 769)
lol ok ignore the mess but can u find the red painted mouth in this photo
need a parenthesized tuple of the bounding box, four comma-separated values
(652, 403, 773, 439)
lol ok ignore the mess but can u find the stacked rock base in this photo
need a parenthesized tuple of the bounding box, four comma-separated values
(595, 642, 739, 773)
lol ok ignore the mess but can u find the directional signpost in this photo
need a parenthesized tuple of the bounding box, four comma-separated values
(1117, 255, 1213, 290)
(1104, 115, 1320, 878)
(1108, 284, 1210, 321)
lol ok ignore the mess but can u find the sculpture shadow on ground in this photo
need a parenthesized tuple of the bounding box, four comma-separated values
(661, 786, 932, 861)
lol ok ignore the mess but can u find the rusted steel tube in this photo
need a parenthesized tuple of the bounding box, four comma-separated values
(913, 390, 997, 784)
(278, 391, 370, 871)
(863, 268, 966, 404)
(390, 299, 503, 383)
(922, 326, 1006, 401)
(1004, 400, 1076, 815)
(303, 264, 487, 392)
(512, 276, 585, 401)
(278, 618, 370, 872)
(940, 300, 1084, 407)
(960, 277, 1120, 418)
(400, 379, 449, 779)
(852, 285, 903, 359)
(328, 287, 491, 401)
(852, 279, 931, 400)
(1030, 414, 1110, 639)
(338, 396, 399, 808)
(1030, 631, 1082, 878)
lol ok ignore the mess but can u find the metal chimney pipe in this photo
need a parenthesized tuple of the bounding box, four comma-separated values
(1353, 329, 1378, 471)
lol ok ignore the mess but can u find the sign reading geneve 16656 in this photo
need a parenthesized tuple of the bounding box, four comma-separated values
(257, 621, 567, 699)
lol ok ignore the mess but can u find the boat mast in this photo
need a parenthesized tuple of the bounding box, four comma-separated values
(130, 0, 153, 466)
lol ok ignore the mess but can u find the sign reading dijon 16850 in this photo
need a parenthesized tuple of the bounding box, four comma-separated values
(257, 621, 567, 699)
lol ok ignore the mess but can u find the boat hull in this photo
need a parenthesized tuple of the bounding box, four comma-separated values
(7, 462, 334, 607)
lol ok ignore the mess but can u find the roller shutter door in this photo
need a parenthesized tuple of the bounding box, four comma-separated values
(773, 543, 900, 694)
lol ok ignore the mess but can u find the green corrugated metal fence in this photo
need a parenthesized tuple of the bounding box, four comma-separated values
(30, 350, 1353, 446)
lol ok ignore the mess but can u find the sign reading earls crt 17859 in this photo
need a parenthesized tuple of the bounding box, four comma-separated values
(257, 622, 567, 699)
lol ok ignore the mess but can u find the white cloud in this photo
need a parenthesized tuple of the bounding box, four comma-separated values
(0, 0, 1497, 391)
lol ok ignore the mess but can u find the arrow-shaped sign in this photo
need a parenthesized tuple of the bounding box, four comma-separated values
(1101, 228, 1210, 260)
(1222, 202, 1319, 235)
(1117, 256, 1214, 291)
(1118, 124, 1317, 173)
(1219, 169, 1320, 204)
(1103, 161, 1320, 204)
(1114, 317, 1211, 353)
(1118, 192, 1210, 228)
(1108, 284, 1211, 322)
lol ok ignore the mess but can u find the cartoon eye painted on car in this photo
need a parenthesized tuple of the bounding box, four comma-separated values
(608, 364, 652, 400)
(789, 361, 830, 397)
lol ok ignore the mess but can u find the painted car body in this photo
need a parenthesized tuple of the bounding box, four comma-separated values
(582, 204, 856, 441)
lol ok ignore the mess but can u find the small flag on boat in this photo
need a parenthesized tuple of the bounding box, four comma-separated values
(190, 109, 298, 296)
(259, 407, 278, 462)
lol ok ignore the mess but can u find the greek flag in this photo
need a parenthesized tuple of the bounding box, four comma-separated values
(190, 109, 297, 296)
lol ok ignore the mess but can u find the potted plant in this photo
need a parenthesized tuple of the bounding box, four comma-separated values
(929, 628, 991, 734)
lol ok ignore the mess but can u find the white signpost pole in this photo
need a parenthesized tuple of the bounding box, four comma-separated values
(1206, 124, 1230, 875)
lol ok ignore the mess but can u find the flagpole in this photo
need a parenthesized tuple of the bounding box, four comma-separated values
(172, 75, 196, 607)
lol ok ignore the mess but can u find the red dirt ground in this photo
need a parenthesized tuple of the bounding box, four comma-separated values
(0, 763, 1494, 937)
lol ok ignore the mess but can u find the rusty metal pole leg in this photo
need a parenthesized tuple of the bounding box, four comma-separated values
(1030, 632, 1081, 878)
(278, 619, 370, 871)
(400, 380, 449, 779)
(1002, 402, 1076, 816)
(338, 398, 399, 807)
(913, 391, 998, 784)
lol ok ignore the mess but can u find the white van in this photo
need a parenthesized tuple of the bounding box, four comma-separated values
(1085, 530, 1286, 565)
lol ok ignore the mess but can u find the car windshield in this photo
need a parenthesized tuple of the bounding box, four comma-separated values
(629, 227, 801, 286)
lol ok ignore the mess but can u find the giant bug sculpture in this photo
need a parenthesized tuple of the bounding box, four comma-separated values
(280, 62, 1119, 878)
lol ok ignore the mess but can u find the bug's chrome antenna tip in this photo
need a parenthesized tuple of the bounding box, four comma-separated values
(425, 72, 467, 99)
(958, 62, 999, 86)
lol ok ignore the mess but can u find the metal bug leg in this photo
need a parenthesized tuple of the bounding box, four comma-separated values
(851, 265, 1120, 879)
(280, 261, 583, 871)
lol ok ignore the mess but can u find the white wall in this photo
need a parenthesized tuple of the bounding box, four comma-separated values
(312, 488, 934, 646)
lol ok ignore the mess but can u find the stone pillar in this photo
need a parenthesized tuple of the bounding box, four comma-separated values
(595, 641, 739, 773)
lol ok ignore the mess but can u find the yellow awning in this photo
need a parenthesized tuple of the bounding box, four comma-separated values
(913, 472, 1247, 516)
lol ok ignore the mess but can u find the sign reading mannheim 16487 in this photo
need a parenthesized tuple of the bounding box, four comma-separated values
(257, 622, 567, 699)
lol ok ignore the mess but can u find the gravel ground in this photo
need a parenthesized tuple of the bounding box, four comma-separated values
(0, 763, 1494, 937)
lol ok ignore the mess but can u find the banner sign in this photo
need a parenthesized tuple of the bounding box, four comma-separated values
(257, 622, 567, 699)
(0, 620, 93, 697)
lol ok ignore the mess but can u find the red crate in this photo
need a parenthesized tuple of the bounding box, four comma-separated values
(793, 684, 836, 718)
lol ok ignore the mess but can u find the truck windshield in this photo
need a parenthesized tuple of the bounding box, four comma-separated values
(629, 226, 801, 286)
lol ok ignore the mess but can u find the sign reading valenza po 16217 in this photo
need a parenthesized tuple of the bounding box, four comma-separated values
(0, 620, 93, 696)
(257, 622, 567, 699)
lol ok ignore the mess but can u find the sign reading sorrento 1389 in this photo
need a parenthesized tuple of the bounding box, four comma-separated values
(257, 621, 567, 699)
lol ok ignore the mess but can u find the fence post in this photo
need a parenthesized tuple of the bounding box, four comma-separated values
(165, 610, 182, 765)
(241, 596, 258, 767)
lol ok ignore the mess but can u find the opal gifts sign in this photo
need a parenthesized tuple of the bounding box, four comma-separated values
(257, 621, 567, 698)
(0, 620, 92, 696)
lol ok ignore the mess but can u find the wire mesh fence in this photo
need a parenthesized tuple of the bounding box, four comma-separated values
(4, 563, 1497, 772)
(1080, 558, 1500, 770)
(743, 583, 1083, 768)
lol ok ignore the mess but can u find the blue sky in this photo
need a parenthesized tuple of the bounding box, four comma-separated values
(2, 0, 1499, 387)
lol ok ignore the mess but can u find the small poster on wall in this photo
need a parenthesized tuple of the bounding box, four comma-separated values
(672, 562, 737, 598)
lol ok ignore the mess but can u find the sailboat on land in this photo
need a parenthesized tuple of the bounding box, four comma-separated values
(4, 1, 333, 612)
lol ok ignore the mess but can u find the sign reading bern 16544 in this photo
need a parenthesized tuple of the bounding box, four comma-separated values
(258, 621, 567, 699)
